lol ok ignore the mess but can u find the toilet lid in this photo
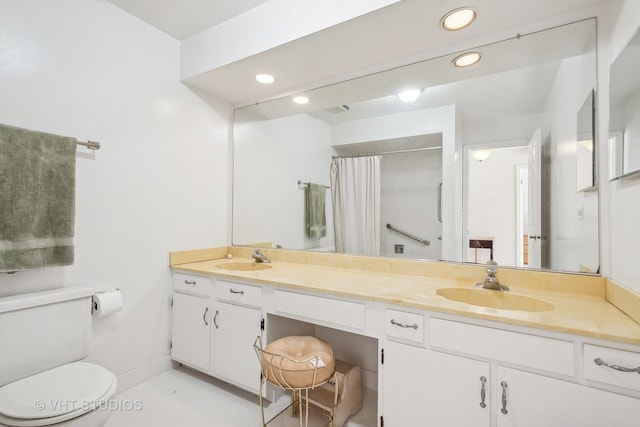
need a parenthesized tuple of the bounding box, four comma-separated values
(0, 362, 117, 420)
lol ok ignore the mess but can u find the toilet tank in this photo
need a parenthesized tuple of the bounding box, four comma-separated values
(0, 287, 94, 386)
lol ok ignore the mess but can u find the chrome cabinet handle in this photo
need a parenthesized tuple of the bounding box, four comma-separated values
(390, 319, 418, 329)
(229, 289, 245, 295)
(203, 307, 209, 326)
(213, 310, 219, 329)
(594, 358, 640, 373)
(479, 376, 487, 408)
(500, 381, 508, 414)
(184, 280, 196, 285)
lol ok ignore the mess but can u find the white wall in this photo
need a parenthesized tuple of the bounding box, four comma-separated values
(543, 52, 598, 272)
(467, 147, 529, 266)
(606, 0, 640, 292)
(0, 0, 230, 387)
(233, 113, 334, 250)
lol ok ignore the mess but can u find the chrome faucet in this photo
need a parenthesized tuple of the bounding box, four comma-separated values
(252, 248, 271, 264)
(476, 259, 509, 291)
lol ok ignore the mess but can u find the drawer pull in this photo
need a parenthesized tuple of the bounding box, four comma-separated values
(594, 358, 640, 373)
(229, 289, 245, 295)
(203, 307, 209, 326)
(500, 381, 508, 414)
(390, 319, 418, 329)
(184, 280, 197, 285)
(479, 376, 487, 408)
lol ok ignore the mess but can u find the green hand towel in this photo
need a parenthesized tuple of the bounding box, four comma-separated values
(305, 183, 327, 239)
(0, 123, 76, 271)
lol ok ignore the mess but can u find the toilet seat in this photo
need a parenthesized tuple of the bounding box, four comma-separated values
(0, 362, 117, 427)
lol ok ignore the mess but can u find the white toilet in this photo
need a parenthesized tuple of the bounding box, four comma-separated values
(0, 288, 118, 427)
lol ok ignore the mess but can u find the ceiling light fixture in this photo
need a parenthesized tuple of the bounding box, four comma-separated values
(397, 89, 422, 103)
(470, 149, 493, 162)
(254, 73, 276, 84)
(441, 7, 477, 31)
(453, 52, 482, 68)
(293, 96, 309, 104)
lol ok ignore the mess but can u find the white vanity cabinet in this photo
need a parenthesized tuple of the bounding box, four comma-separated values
(170, 265, 640, 427)
(210, 280, 263, 394)
(171, 273, 212, 371)
(495, 366, 640, 427)
(383, 340, 490, 426)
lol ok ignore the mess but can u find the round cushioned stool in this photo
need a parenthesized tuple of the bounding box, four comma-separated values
(254, 336, 338, 427)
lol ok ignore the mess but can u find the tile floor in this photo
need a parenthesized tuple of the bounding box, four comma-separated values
(106, 366, 377, 427)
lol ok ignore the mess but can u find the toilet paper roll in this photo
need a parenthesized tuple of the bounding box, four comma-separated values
(93, 289, 123, 318)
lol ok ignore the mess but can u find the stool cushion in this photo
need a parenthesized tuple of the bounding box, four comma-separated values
(262, 336, 335, 388)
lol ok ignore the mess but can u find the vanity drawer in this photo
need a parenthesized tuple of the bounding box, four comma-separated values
(216, 281, 262, 308)
(385, 309, 425, 344)
(584, 344, 640, 391)
(173, 273, 211, 297)
(429, 318, 574, 376)
(274, 290, 365, 330)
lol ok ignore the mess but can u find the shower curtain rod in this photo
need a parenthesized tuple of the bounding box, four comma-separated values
(332, 146, 441, 158)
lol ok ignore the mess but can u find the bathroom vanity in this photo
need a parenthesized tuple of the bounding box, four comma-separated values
(169, 247, 640, 427)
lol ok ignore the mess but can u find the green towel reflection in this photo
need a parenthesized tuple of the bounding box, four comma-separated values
(305, 183, 327, 239)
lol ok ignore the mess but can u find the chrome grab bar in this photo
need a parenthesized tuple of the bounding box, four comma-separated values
(386, 223, 430, 246)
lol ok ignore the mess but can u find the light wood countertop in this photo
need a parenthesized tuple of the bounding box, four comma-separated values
(170, 247, 640, 346)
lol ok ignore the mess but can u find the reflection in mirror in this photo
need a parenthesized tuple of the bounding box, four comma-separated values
(609, 27, 640, 180)
(577, 90, 596, 192)
(233, 18, 598, 274)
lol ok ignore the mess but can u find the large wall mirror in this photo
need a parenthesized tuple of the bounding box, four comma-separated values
(233, 18, 599, 275)
(609, 26, 640, 181)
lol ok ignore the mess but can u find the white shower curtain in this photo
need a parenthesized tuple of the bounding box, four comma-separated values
(330, 156, 381, 256)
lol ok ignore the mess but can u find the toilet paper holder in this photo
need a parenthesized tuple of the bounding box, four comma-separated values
(91, 288, 121, 315)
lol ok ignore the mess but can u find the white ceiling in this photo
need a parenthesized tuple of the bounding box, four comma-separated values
(106, 0, 269, 40)
(106, 0, 604, 106)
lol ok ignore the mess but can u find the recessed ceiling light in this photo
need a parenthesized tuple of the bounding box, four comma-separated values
(293, 96, 309, 104)
(397, 89, 422, 103)
(441, 7, 477, 31)
(255, 73, 276, 84)
(453, 52, 482, 68)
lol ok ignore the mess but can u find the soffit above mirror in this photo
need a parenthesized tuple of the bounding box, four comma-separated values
(180, 0, 604, 106)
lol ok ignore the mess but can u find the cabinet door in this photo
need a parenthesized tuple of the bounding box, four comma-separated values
(383, 340, 489, 426)
(213, 302, 262, 393)
(496, 366, 640, 427)
(171, 292, 210, 371)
